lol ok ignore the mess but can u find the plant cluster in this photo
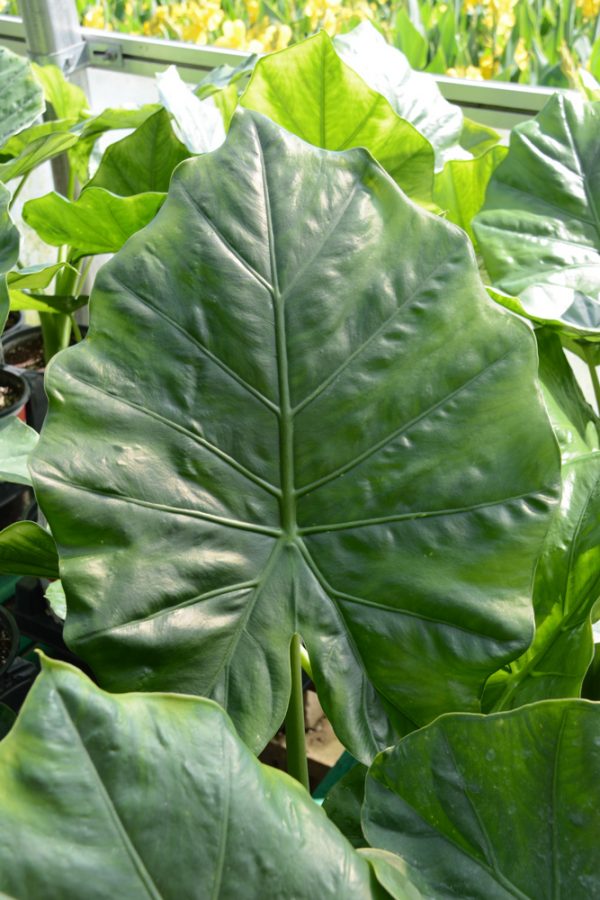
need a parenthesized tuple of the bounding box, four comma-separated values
(0, 26, 598, 897)
(2, 0, 600, 87)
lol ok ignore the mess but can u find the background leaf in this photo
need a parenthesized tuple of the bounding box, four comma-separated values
(87, 107, 191, 195)
(474, 94, 600, 340)
(333, 22, 468, 171)
(0, 47, 44, 147)
(434, 146, 508, 245)
(157, 66, 226, 154)
(32, 110, 559, 764)
(22, 188, 165, 259)
(0, 657, 389, 899)
(364, 700, 600, 899)
(0, 415, 38, 486)
(0, 520, 59, 578)
(241, 32, 435, 205)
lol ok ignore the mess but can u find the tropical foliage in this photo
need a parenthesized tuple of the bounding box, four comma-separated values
(0, 29, 599, 898)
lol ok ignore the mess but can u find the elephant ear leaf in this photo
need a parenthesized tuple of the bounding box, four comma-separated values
(0, 657, 388, 899)
(474, 94, 600, 341)
(363, 700, 600, 900)
(31, 108, 558, 764)
(241, 31, 435, 206)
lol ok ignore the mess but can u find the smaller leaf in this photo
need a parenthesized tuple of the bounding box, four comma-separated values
(87, 106, 191, 195)
(364, 701, 600, 900)
(0, 119, 77, 159)
(0, 416, 38, 486)
(22, 188, 165, 259)
(333, 22, 466, 171)
(459, 117, 501, 157)
(31, 63, 88, 121)
(0, 132, 78, 183)
(157, 66, 226, 154)
(0, 521, 59, 578)
(9, 290, 86, 315)
(434, 145, 508, 245)
(7, 261, 76, 291)
(241, 31, 435, 204)
(44, 579, 66, 621)
(0, 183, 18, 333)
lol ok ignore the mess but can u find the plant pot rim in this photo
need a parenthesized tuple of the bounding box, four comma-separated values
(0, 365, 31, 420)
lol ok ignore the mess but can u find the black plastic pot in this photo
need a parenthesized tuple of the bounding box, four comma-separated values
(1, 326, 46, 431)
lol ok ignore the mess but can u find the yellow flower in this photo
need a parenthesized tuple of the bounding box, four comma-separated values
(479, 48, 498, 78)
(246, 0, 260, 24)
(446, 65, 485, 80)
(83, 4, 107, 29)
(215, 18, 248, 48)
(580, 0, 600, 18)
(514, 37, 529, 71)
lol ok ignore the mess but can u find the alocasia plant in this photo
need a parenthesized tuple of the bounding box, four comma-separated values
(30, 109, 559, 765)
(474, 94, 600, 341)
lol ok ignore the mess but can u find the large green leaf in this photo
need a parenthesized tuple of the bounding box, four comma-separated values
(333, 22, 468, 171)
(484, 330, 600, 710)
(0, 47, 44, 148)
(0, 657, 389, 899)
(434, 146, 508, 246)
(473, 94, 600, 340)
(0, 416, 38, 486)
(364, 700, 600, 899)
(22, 188, 165, 259)
(87, 107, 190, 196)
(241, 33, 435, 205)
(31, 110, 559, 763)
(0, 520, 59, 578)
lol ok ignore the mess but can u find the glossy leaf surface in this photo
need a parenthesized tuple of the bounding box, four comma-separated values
(241, 33, 435, 205)
(87, 107, 190, 195)
(364, 701, 600, 899)
(0, 416, 38, 486)
(0, 521, 59, 578)
(0, 657, 387, 900)
(22, 188, 165, 259)
(323, 762, 368, 848)
(0, 47, 44, 147)
(333, 22, 468, 171)
(32, 110, 558, 762)
(474, 95, 600, 339)
(484, 330, 600, 710)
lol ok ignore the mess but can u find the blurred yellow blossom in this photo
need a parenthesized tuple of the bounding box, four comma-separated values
(83, 4, 109, 29)
(446, 64, 485, 79)
(577, 0, 600, 18)
(514, 37, 529, 71)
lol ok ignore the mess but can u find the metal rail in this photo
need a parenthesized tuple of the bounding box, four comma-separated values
(0, 12, 568, 126)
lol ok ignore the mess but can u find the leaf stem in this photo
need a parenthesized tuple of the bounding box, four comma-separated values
(285, 633, 309, 791)
(9, 172, 30, 211)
